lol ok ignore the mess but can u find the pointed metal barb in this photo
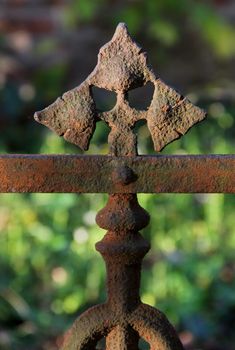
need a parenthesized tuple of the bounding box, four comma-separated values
(34, 22, 206, 156)
(33, 23, 207, 349)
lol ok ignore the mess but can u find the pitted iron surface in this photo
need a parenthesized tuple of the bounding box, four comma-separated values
(34, 23, 206, 156)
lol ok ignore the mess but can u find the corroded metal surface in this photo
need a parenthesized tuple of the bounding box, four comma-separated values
(62, 194, 184, 350)
(10, 22, 209, 349)
(34, 23, 206, 156)
(1, 154, 235, 193)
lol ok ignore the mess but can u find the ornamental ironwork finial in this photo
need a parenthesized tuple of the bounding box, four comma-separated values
(34, 23, 206, 156)
(33, 23, 207, 349)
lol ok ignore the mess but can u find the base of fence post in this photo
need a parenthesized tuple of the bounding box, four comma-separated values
(61, 194, 184, 349)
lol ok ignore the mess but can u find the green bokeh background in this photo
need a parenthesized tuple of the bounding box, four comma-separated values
(0, 1, 235, 349)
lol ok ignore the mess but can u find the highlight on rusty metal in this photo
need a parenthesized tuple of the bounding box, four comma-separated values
(2, 22, 211, 349)
(1, 155, 235, 193)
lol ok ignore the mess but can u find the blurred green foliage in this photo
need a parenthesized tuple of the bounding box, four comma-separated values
(0, 0, 235, 349)
(65, 0, 235, 58)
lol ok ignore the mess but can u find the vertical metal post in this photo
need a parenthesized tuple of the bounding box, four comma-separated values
(96, 194, 150, 349)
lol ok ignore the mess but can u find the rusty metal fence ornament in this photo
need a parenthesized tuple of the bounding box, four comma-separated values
(34, 23, 206, 349)
(34, 23, 205, 156)
(3, 22, 228, 349)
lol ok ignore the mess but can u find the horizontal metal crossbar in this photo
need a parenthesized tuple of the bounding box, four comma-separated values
(0, 154, 234, 193)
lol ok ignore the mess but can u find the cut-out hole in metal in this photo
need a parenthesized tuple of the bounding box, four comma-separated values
(96, 337, 105, 349)
(128, 81, 154, 111)
(139, 337, 150, 349)
(91, 86, 116, 112)
(89, 120, 111, 149)
(133, 119, 150, 154)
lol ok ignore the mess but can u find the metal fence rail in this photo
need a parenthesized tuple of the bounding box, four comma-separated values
(1, 155, 235, 193)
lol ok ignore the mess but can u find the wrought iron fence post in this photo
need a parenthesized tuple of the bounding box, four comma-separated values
(96, 193, 150, 349)
(0, 24, 235, 344)
(95, 193, 185, 349)
(3, 22, 235, 348)
(34, 22, 206, 349)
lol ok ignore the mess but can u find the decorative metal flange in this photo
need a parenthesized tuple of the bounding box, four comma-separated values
(34, 23, 206, 349)
(34, 22, 206, 156)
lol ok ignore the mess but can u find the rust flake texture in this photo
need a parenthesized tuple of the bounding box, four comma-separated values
(34, 23, 206, 156)
(1, 155, 235, 193)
